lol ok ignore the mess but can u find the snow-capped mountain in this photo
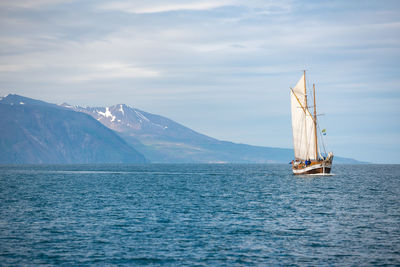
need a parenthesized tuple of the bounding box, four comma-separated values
(61, 103, 362, 164)
(61, 103, 217, 144)
(0, 95, 146, 164)
(61, 103, 296, 163)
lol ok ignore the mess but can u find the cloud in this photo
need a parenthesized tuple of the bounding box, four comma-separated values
(0, 0, 75, 9)
(99, 0, 293, 15)
(0, 63, 43, 72)
(70, 63, 161, 82)
(99, 0, 234, 14)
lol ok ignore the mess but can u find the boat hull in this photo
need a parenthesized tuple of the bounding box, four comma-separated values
(292, 161, 332, 175)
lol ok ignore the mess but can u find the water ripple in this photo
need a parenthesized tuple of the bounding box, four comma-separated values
(0, 164, 399, 265)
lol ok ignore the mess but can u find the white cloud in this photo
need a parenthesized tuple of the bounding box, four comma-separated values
(99, 0, 294, 15)
(0, 0, 75, 9)
(0, 63, 43, 72)
(100, 0, 234, 14)
(70, 63, 161, 82)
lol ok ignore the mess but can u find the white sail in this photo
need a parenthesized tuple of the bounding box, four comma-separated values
(290, 74, 317, 160)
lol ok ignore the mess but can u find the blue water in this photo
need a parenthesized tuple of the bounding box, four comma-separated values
(0, 164, 399, 266)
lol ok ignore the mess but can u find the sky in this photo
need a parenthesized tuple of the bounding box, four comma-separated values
(0, 0, 399, 163)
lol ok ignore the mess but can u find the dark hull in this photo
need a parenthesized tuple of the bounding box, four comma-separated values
(292, 158, 333, 175)
(293, 166, 331, 175)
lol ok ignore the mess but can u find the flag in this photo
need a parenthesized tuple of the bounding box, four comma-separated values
(322, 129, 327, 136)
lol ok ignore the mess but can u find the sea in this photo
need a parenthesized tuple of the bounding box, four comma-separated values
(0, 164, 399, 266)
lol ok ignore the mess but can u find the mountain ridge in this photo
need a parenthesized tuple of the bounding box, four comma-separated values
(0, 95, 147, 164)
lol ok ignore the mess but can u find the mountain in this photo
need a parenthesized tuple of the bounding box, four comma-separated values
(0, 95, 146, 164)
(62, 103, 360, 164)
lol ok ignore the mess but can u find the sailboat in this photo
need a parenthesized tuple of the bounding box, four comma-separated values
(290, 71, 333, 175)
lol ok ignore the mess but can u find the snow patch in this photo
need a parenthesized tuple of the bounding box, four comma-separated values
(134, 110, 149, 122)
(97, 107, 116, 122)
(62, 104, 73, 108)
(119, 104, 125, 115)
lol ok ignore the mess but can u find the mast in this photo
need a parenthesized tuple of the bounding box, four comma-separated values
(304, 70, 307, 108)
(313, 83, 318, 160)
(303, 70, 310, 160)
